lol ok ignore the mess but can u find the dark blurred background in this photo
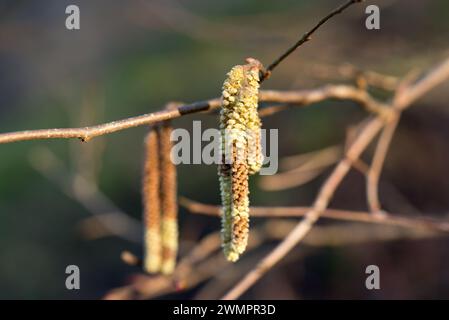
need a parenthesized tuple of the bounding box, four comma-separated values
(1, 0, 449, 299)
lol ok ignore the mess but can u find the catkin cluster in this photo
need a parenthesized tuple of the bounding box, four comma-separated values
(219, 58, 263, 262)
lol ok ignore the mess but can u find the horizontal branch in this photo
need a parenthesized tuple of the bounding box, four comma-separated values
(180, 197, 449, 233)
(0, 85, 388, 145)
(0, 99, 219, 144)
(308, 63, 400, 91)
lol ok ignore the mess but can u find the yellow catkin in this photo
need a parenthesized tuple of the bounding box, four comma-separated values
(142, 127, 162, 273)
(159, 123, 178, 275)
(245, 59, 263, 175)
(219, 58, 262, 262)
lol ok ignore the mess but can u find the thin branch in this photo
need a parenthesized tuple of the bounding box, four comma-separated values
(258, 146, 341, 191)
(394, 57, 449, 110)
(0, 100, 215, 144)
(105, 225, 267, 300)
(261, 0, 363, 81)
(107, 219, 444, 300)
(366, 118, 399, 213)
(29, 147, 142, 242)
(180, 197, 449, 233)
(0, 85, 389, 145)
(365, 64, 446, 214)
(278, 145, 343, 171)
(307, 63, 400, 91)
(353, 159, 424, 216)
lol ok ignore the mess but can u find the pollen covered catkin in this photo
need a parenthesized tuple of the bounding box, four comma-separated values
(143, 127, 162, 273)
(219, 58, 263, 262)
(159, 123, 178, 275)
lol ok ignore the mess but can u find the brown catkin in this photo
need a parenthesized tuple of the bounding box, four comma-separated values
(142, 127, 162, 273)
(158, 122, 178, 275)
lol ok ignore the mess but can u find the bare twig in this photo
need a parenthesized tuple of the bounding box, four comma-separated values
(180, 197, 449, 232)
(363, 58, 449, 214)
(259, 146, 342, 191)
(107, 217, 445, 300)
(307, 63, 400, 91)
(105, 226, 265, 300)
(261, 0, 363, 81)
(121, 251, 141, 267)
(394, 57, 449, 110)
(0, 100, 207, 144)
(0, 85, 389, 145)
(366, 118, 399, 213)
(278, 145, 342, 171)
(29, 147, 142, 242)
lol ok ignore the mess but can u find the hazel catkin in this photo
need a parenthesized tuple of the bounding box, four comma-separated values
(142, 127, 162, 273)
(218, 58, 263, 262)
(159, 123, 178, 275)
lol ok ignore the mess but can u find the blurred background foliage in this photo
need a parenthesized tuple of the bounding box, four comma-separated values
(1, 0, 449, 299)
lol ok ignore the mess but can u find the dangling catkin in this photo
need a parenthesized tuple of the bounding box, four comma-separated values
(159, 122, 178, 275)
(142, 127, 162, 273)
(219, 58, 263, 262)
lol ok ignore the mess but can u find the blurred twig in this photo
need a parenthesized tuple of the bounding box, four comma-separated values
(279, 145, 342, 171)
(306, 63, 400, 91)
(366, 118, 400, 213)
(180, 197, 449, 232)
(366, 71, 420, 213)
(106, 218, 445, 300)
(28, 147, 142, 243)
(261, 0, 363, 81)
(259, 145, 342, 191)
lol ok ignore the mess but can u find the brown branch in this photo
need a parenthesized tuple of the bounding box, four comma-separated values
(0, 100, 217, 144)
(29, 147, 142, 243)
(259, 85, 390, 116)
(107, 216, 446, 300)
(258, 146, 342, 191)
(105, 225, 265, 300)
(394, 57, 449, 110)
(307, 63, 400, 91)
(366, 118, 399, 213)
(279, 145, 342, 171)
(0, 85, 389, 145)
(180, 197, 449, 233)
(365, 71, 420, 213)
(261, 0, 364, 81)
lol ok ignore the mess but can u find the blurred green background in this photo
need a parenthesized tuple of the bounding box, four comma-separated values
(1, 0, 449, 299)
